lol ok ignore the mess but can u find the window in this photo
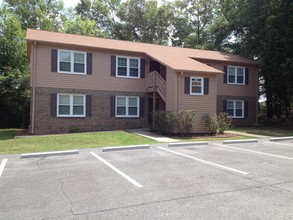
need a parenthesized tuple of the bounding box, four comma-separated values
(116, 96, 139, 117)
(227, 100, 244, 118)
(116, 56, 140, 78)
(190, 77, 204, 95)
(58, 50, 86, 74)
(228, 66, 245, 84)
(57, 94, 85, 117)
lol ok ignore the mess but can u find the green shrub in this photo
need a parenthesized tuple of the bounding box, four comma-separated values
(69, 125, 80, 133)
(153, 111, 175, 134)
(217, 112, 232, 133)
(202, 114, 218, 135)
(175, 110, 196, 136)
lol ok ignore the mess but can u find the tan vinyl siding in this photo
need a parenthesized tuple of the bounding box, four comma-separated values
(34, 44, 149, 92)
(165, 68, 178, 111)
(205, 61, 258, 97)
(165, 70, 217, 133)
(179, 73, 217, 132)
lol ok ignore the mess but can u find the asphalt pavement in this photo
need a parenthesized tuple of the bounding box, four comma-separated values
(0, 139, 293, 219)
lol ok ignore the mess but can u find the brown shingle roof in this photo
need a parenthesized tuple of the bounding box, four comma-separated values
(26, 29, 257, 74)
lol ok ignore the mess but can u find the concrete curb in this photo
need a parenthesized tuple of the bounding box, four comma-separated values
(168, 141, 208, 147)
(21, 150, 79, 159)
(270, 136, 293, 142)
(223, 139, 258, 144)
(102, 144, 150, 152)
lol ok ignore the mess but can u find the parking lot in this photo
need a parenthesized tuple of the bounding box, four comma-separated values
(0, 139, 293, 219)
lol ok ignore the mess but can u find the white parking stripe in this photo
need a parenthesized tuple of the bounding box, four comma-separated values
(0, 159, 8, 179)
(264, 141, 293, 147)
(214, 143, 293, 160)
(90, 152, 143, 188)
(158, 147, 248, 175)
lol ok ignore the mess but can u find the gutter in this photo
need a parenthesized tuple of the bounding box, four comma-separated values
(31, 41, 37, 135)
(177, 71, 184, 111)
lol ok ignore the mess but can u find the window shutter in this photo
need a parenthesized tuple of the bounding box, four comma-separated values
(110, 96, 115, 117)
(51, 49, 57, 72)
(139, 97, 145, 117)
(86, 95, 92, 117)
(204, 78, 209, 95)
(51, 94, 57, 116)
(140, 59, 145, 78)
(111, 56, 116, 76)
(184, 77, 190, 94)
(223, 66, 227, 83)
(87, 53, 92, 75)
(245, 68, 249, 85)
(244, 101, 248, 118)
(223, 100, 227, 112)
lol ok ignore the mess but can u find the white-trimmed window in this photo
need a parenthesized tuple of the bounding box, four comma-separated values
(190, 77, 204, 95)
(228, 66, 245, 84)
(116, 96, 139, 117)
(227, 100, 244, 118)
(57, 94, 86, 117)
(58, 50, 86, 74)
(116, 56, 140, 78)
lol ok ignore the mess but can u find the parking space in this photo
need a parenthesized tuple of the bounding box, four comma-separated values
(0, 140, 293, 219)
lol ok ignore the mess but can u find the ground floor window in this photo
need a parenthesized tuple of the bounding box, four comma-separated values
(116, 96, 139, 117)
(57, 94, 85, 117)
(227, 100, 244, 118)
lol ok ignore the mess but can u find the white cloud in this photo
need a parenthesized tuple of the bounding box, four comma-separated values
(62, 0, 80, 8)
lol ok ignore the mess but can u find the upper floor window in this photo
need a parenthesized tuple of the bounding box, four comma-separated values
(116, 56, 140, 78)
(57, 94, 85, 117)
(58, 50, 86, 75)
(228, 66, 245, 85)
(227, 100, 244, 118)
(190, 77, 204, 95)
(116, 96, 139, 117)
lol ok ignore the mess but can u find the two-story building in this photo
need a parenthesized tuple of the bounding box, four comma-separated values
(26, 29, 258, 134)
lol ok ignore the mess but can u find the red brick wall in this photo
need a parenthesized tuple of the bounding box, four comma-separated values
(217, 95, 258, 127)
(32, 87, 148, 134)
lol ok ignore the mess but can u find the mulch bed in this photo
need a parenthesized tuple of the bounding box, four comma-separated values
(165, 132, 239, 139)
(15, 129, 29, 136)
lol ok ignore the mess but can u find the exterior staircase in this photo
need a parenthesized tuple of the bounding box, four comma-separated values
(147, 71, 166, 102)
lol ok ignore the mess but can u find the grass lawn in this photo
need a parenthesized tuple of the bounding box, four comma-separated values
(0, 129, 157, 155)
(232, 126, 293, 137)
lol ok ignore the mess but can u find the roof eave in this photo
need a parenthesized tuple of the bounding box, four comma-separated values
(173, 69, 224, 75)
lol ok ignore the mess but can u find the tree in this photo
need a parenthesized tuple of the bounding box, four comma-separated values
(170, 0, 220, 49)
(114, 0, 173, 44)
(75, 0, 120, 37)
(218, 0, 293, 119)
(0, 7, 30, 128)
(4, 0, 66, 31)
(62, 15, 106, 37)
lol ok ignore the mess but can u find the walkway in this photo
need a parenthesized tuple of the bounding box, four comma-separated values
(127, 129, 179, 143)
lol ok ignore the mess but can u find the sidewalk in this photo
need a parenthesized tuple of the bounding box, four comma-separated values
(127, 129, 179, 143)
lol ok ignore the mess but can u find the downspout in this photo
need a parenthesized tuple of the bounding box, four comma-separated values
(177, 71, 184, 111)
(152, 72, 157, 131)
(256, 68, 259, 125)
(31, 41, 37, 134)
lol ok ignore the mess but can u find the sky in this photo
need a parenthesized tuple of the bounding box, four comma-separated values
(63, 0, 79, 8)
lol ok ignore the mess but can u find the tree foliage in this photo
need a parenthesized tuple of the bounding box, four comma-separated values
(170, 0, 220, 49)
(113, 0, 173, 44)
(218, 0, 293, 119)
(0, 7, 30, 128)
(4, 0, 66, 30)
